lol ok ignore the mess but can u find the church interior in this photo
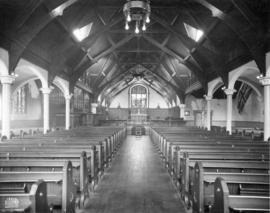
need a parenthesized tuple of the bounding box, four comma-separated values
(0, 0, 269, 212)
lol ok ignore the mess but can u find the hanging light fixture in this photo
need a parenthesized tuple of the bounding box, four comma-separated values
(135, 21, 140, 34)
(142, 22, 146, 31)
(125, 21, 130, 30)
(123, 0, 151, 33)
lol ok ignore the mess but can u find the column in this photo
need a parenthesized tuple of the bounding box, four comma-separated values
(40, 88, 51, 134)
(259, 77, 270, 141)
(224, 89, 236, 135)
(204, 95, 212, 131)
(0, 75, 15, 139)
(179, 104, 186, 120)
(65, 94, 73, 130)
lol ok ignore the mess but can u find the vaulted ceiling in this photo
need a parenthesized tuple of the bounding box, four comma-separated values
(0, 0, 269, 102)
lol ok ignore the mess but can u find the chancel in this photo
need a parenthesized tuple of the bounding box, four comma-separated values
(0, 0, 269, 213)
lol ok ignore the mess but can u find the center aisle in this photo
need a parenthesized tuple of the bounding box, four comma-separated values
(83, 135, 187, 213)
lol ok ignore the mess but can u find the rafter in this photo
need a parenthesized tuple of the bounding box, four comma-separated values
(73, 14, 124, 71)
(162, 58, 186, 90)
(15, 0, 43, 29)
(151, 13, 219, 54)
(142, 34, 207, 89)
(9, 0, 78, 72)
(230, 0, 259, 27)
(70, 33, 136, 85)
(193, 0, 266, 74)
(139, 64, 184, 95)
(81, 15, 124, 48)
(93, 55, 114, 88)
(142, 34, 184, 62)
(96, 64, 136, 94)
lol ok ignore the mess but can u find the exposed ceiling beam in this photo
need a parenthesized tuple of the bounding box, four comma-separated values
(70, 33, 136, 84)
(9, 0, 79, 72)
(142, 33, 207, 89)
(162, 58, 186, 90)
(142, 34, 184, 62)
(96, 65, 136, 94)
(15, 0, 44, 29)
(230, 0, 260, 27)
(93, 55, 114, 88)
(193, 0, 266, 74)
(139, 64, 184, 95)
(115, 49, 162, 53)
(151, 13, 219, 54)
(81, 15, 124, 48)
(73, 15, 124, 70)
(109, 29, 168, 34)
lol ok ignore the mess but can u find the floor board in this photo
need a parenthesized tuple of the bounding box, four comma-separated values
(83, 135, 187, 213)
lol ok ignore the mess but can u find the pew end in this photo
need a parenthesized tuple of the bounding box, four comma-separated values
(211, 177, 270, 213)
(0, 180, 49, 213)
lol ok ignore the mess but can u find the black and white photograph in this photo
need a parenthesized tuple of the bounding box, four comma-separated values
(0, 0, 269, 212)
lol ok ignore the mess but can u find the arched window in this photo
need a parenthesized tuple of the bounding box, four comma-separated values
(12, 84, 27, 114)
(130, 85, 148, 108)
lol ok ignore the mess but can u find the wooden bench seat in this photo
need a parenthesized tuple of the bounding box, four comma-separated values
(150, 126, 270, 213)
(154, 136, 267, 158)
(165, 145, 269, 178)
(7, 134, 121, 166)
(180, 160, 269, 206)
(192, 162, 270, 213)
(0, 180, 48, 213)
(179, 152, 269, 197)
(0, 148, 101, 189)
(211, 177, 270, 213)
(0, 161, 75, 213)
(0, 155, 89, 208)
(0, 144, 101, 182)
(0, 126, 127, 212)
(166, 142, 269, 175)
(1, 138, 113, 169)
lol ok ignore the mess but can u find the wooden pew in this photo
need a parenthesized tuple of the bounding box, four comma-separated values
(8, 126, 126, 166)
(0, 147, 100, 189)
(2, 138, 110, 169)
(179, 152, 269, 202)
(164, 144, 269, 180)
(211, 177, 270, 213)
(150, 126, 270, 213)
(0, 154, 89, 208)
(0, 126, 126, 211)
(192, 162, 270, 213)
(166, 142, 269, 173)
(0, 139, 106, 182)
(0, 161, 75, 213)
(0, 179, 48, 213)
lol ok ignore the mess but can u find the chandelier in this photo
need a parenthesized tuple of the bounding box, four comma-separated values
(123, 0, 151, 34)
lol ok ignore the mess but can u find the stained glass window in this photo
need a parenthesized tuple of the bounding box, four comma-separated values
(12, 84, 27, 114)
(131, 85, 147, 108)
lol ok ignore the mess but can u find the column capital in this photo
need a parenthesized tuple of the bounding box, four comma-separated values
(224, 88, 236, 96)
(204, 95, 212, 101)
(179, 104, 186, 108)
(40, 87, 51, 94)
(259, 76, 270, 86)
(0, 75, 16, 84)
(65, 93, 73, 100)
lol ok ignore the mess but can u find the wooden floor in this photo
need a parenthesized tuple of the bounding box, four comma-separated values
(83, 135, 187, 213)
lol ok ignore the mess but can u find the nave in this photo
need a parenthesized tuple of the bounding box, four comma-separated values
(83, 135, 186, 213)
